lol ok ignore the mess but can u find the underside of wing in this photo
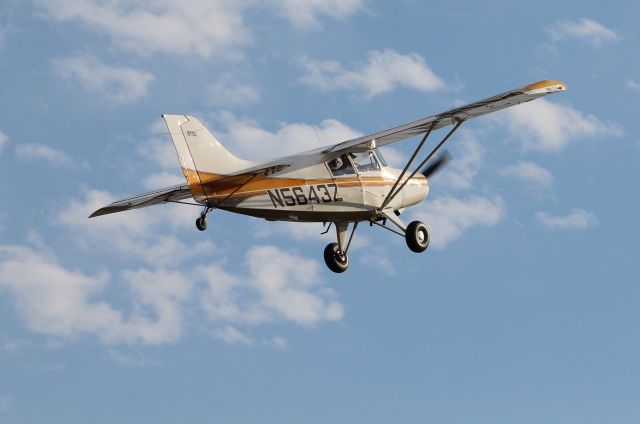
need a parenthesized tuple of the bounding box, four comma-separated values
(89, 184, 193, 218)
(324, 80, 567, 154)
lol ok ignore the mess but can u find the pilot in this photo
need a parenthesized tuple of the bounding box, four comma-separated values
(328, 156, 344, 171)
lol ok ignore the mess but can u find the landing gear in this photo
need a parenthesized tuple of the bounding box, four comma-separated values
(405, 220, 430, 253)
(195, 207, 212, 231)
(323, 222, 357, 273)
(324, 243, 349, 273)
(371, 211, 430, 254)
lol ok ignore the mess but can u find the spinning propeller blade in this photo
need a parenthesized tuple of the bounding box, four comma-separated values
(420, 151, 452, 178)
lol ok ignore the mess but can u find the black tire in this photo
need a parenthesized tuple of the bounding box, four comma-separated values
(405, 221, 429, 253)
(323, 242, 349, 273)
(195, 216, 207, 231)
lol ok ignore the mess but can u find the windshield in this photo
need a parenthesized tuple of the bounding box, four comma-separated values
(352, 150, 382, 173)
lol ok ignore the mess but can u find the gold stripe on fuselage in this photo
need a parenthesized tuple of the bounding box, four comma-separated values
(181, 167, 427, 205)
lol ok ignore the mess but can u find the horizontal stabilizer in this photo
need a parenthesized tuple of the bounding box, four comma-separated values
(89, 184, 192, 218)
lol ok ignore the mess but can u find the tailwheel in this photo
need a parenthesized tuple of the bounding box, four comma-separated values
(195, 216, 207, 231)
(405, 220, 430, 253)
(195, 207, 212, 231)
(324, 242, 349, 273)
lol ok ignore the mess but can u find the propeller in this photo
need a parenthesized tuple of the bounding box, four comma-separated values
(420, 150, 452, 178)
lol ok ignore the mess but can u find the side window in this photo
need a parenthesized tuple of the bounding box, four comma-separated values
(326, 154, 356, 176)
(352, 151, 381, 174)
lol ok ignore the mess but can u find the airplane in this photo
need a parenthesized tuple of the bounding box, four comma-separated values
(91, 80, 567, 273)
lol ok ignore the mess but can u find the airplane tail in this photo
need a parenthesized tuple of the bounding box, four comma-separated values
(162, 114, 254, 187)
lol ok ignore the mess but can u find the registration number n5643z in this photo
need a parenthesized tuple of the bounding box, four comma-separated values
(267, 184, 343, 208)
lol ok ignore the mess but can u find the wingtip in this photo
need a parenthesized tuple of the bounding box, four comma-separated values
(521, 79, 568, 94)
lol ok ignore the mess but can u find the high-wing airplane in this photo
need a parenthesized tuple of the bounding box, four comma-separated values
(91, 80, 567, 273)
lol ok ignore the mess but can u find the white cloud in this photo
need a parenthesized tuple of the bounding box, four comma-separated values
(299, 49, 445, 99)
(0, 244, 192, 345)
(46, 188, 343, 343)
(142, 172, 185, 190)
(15, 143, 73, 167)
(500, 161, 553, 188)
(198, 245, 343, 327)
(121, 268, 193, 344)
(262, 336, 289, 350)
(205, 74, 260, 107)
(36, 1, 364, 58)
(0, 394, 12, 412)
(0, 130, 7, 154)
(535, 208, 598, 230)
(57, 190, 213, 266)
(438, 129, 484, 190)
(273, 0, 364, 29)
(413, 195, 505, 249)
(36, 0, 251, 58)
(53, 55, 154, 103)
(498, 99, 622, 152)
(212, 111, 362, 159)
(213, 325, 253, 346)
(547, 18, 618, 47)
(626, 80, 640, 95)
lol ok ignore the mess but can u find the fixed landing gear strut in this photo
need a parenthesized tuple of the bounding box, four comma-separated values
(324, 222, 358, 273)
(195, 206, 213, 231)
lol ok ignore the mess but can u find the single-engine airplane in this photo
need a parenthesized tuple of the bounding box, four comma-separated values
(91, 80, 567, 273)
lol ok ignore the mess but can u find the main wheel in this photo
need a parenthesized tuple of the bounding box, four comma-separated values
(323, 242, 349, 273)
(195, 216, 207, 231)
(405, 220, 429, 253)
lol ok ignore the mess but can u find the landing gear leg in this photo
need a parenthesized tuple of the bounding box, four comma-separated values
(374, 209, 430, 253)
(324, 222, 358, 273)
(195, 206, 212, 231)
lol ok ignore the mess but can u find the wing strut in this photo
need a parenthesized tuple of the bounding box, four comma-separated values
(380, 121, 436, 211)
(380, 119, 464, 210)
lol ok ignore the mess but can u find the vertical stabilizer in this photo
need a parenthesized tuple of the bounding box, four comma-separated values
(162, 114, 254, 178)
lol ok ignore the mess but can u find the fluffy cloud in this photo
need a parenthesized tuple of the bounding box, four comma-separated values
(198, 245, 343, 327)
(0, 244, 191, 345)
(412, 195, 505, 249)
(36, 0, 363, 58)
(500, 161, 554, 188)
(535, 208, 598, 230)
(15, 143, 74, 167)
(212, 325, 253, 346)
(498, 99, 622, 152)
(0, 237, 343, 346)
(437, 129, 484, 190)
(0, 184, 346, 346)
(547, 18, 618, 47)
(0, 130, 7, 154)
(36, 0, 251, 58)
(205, 74, 261, 108)
(299, 49, 445, 99)
(212, 111, 362, 159)
(57, 189, 213, 266)
(53, 55, 154, 103)
(273, 0, 364, 29)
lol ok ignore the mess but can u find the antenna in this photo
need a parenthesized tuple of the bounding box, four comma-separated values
(313, 125, 322, 146)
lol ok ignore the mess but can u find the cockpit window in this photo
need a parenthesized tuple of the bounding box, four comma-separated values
(352, 150, 381, 173)
(375, 149, 388, 167)
(326, 154, 356, 176)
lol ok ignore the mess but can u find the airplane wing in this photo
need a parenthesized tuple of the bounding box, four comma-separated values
(323, 80, 567, 154)
(89, 184, 193, 217)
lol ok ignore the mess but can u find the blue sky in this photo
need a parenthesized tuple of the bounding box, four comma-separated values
(1, 1, 639, 422)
